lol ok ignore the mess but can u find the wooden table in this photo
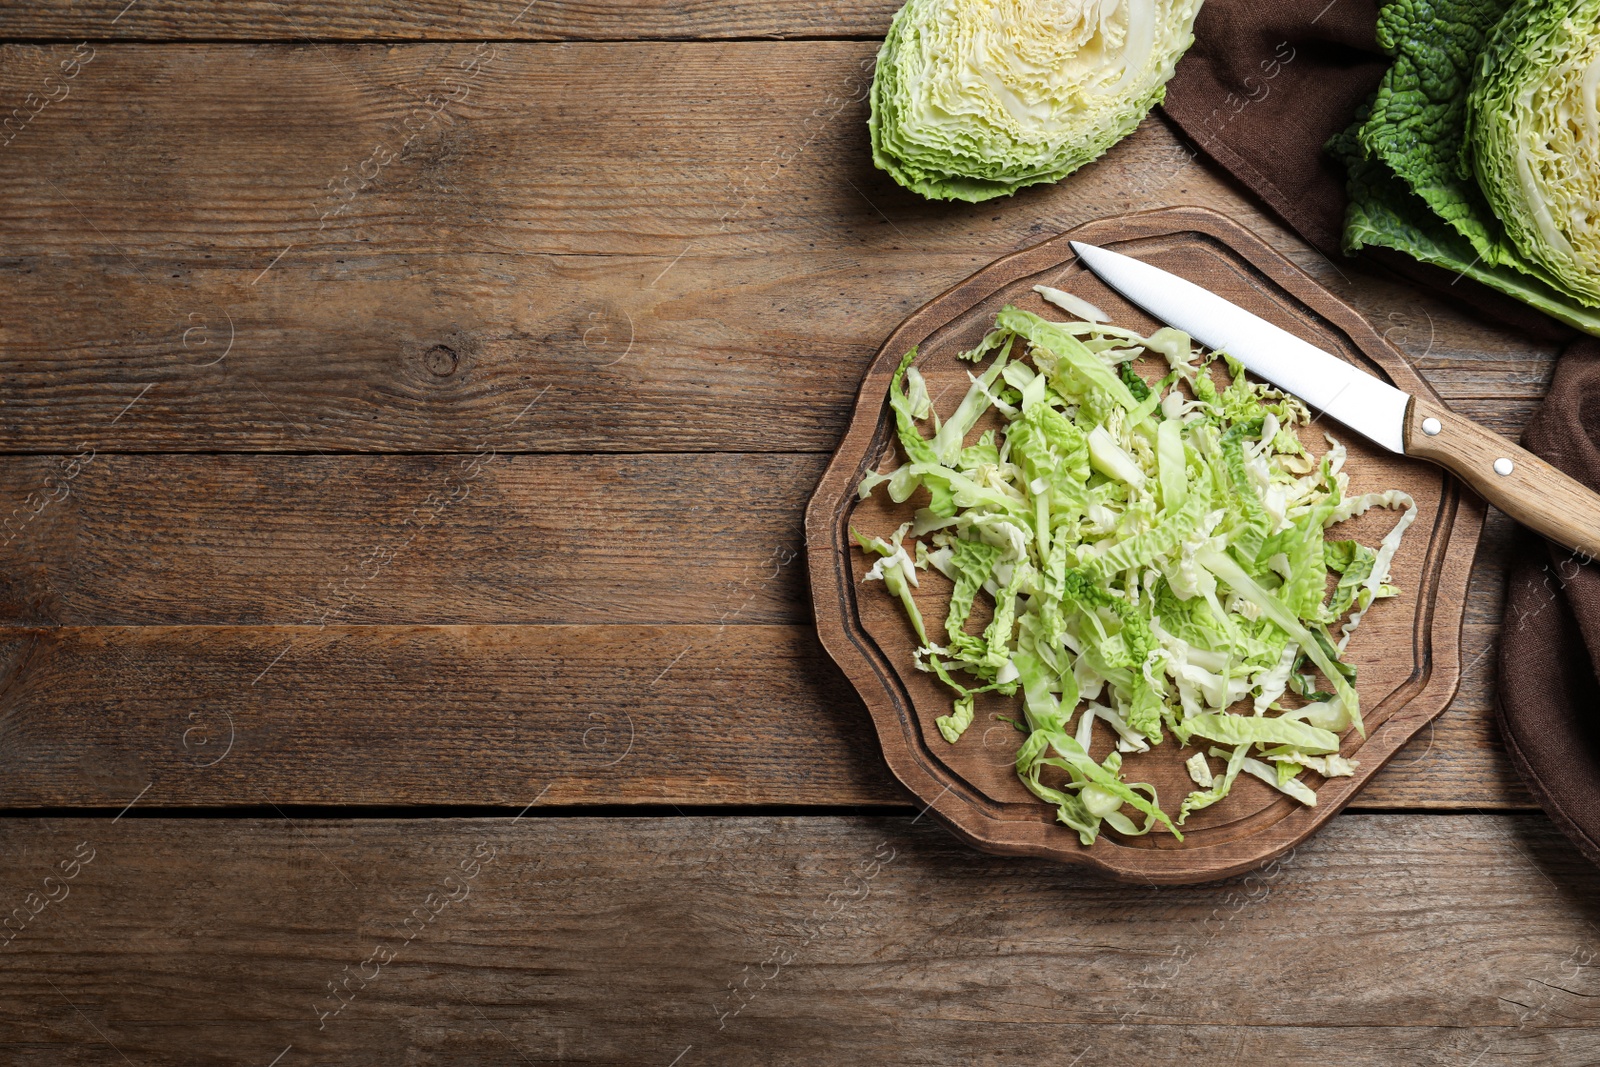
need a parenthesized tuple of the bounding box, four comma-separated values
(1, 5, 1597, 1064)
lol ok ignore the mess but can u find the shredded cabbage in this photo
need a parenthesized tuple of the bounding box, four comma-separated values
(854, 300, 1415, 844)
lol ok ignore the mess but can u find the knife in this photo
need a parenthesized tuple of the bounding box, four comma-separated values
(1070, 240, 1600, 562)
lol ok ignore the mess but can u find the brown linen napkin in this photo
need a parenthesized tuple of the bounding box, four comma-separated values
(1160, 0, 1387, 258)
(1499, 344, 1600, 869)
(1159, 0, 1600, 865)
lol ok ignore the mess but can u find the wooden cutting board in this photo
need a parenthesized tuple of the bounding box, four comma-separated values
(806, 206, 1485, 884)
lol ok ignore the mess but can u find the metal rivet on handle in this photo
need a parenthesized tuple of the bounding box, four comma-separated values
(1494, 457, 1514, 476)
(1421, 417, 1442, 436)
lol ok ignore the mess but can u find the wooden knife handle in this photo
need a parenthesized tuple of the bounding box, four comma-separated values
(1406, 397, 1600, 561)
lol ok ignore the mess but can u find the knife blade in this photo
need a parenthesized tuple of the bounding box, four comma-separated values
(1068, 239, 1600, 561)
(1070, 240, 1410, 453)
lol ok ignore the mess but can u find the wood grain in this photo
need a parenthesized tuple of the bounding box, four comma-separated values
(0, 451, 1535, 814)
(1408, 396, 1600, 561)
(0, 10, 1585, 1050)
(0, 420, 1535, 811)
(0, 45, 1559, 451)
(0, 40, 1565, 819)
(0, 1, 900, 41)
(0, 507, 1535, 813)
(0, 453, 815, 627)
(0, 609, 1537, 811)
(0, 41, 1575, 278)
(0, 624, 894, 809)
(0, 251, 1554, 454)
(1380, 509, 1531, 810)
(0, 252, 892, 454)
(0, 42, 946, 259)
(0, 814, 1595, 1065)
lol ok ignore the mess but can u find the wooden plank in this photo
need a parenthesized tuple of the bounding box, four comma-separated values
(0, 45, 1558, 451)
(0, 1, 900, 41)
(0, 623, 899, 808)
(0, 246, 1553, 454)
(0, 252, 891, 454)
(0, 813, 1595, 1065)
(0, 40, 1567, 275)
(0, 448, 1528, 628)
(0, 462, 1537, 812)
(0, 451, 1531, 811)
(0, 617, 1528, 810)
(0, 42, 1004, 259)
(0, 39, 1568, 307)
(0, 453, 817, 627)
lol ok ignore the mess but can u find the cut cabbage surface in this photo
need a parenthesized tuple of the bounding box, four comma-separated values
(1469, 0, 1600, 304)
(868, 0, 1203, 202)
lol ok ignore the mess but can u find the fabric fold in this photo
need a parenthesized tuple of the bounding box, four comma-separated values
(1500, 344, 1600, 870)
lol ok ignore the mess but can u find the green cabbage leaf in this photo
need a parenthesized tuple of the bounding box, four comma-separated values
(1331, 0, 1600, 333)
